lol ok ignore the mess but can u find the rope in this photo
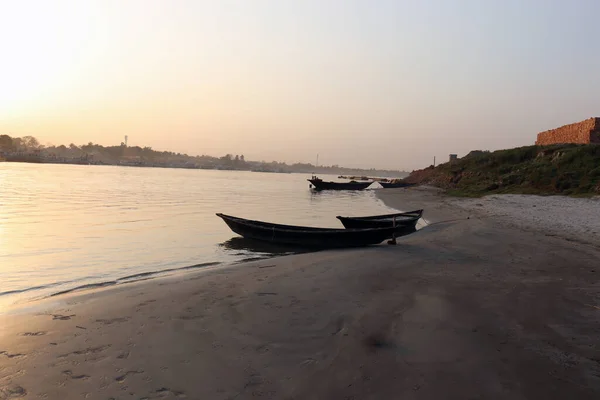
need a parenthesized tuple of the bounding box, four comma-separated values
(420, 216, 472, 227)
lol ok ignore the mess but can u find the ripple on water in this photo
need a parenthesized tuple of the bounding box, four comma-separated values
(0, 164, 405, 307)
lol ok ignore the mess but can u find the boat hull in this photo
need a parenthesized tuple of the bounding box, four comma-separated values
(337, 210, 423, 230)
(216, 213, 404, 248)
(308, 179, 372, 191)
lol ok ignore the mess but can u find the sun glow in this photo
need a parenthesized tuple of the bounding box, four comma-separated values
(0, 1, 96, 114)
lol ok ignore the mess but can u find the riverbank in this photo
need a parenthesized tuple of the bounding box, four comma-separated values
(449, 194, 600, 246)
(1, 187, 599, 399)
(403, 144, 600, 196)
(378, 185, 600, 246)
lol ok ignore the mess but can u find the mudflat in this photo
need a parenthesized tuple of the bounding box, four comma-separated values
(1, 187, 599, 399)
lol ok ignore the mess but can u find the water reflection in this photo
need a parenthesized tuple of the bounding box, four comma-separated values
(219, 237, 310, 258)
(308, 188, 370, 202)
(218, 224, 417, 259)
(1, 165, 404, 307)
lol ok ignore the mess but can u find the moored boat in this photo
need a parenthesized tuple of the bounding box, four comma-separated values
(308, 175, 373, 191)
(379, 180, 416, 189)
(336, 209, 423, 229)
(216, 213, 405, 248)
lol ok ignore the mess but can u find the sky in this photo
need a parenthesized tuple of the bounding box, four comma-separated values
(1, 0, 599, 170)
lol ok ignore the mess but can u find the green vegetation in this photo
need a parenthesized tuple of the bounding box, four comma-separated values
(0, 134, 407, 177)
(407, 144, 600, 197)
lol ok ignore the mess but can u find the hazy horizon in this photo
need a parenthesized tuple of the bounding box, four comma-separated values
(2, 0, 599, 170)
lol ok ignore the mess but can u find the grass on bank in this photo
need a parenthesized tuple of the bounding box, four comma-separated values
(407, 144, 600, 197)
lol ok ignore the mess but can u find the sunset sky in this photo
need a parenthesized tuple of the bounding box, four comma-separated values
(1, 0, 599, 169)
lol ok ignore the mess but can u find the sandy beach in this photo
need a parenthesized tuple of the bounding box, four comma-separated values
(1, 187, 599, 399)
(448, 193, 600, 246)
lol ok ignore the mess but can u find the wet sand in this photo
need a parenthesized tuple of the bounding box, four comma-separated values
(1, 187, 599, 399)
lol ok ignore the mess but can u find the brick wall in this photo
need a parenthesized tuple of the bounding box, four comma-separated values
(535, 117, 600, 145)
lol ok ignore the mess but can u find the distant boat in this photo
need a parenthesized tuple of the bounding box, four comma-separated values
(338, 175, 370, 181)
(216, 213, 405, 248)
(336, 209, 423, 230)
(308, 176, 373, 191)
(379, 180, 416, 189)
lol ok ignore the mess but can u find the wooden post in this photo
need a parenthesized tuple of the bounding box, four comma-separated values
(388, 216, 397, 245)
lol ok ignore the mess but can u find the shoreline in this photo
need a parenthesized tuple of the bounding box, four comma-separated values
(0, 261, 227, 314)
(0, 184, 390, 312)
(7, 186, 593, 313)
(1, 187, 599, 398)
(0, 158, 407, 178)
(377, 186, 600, 247)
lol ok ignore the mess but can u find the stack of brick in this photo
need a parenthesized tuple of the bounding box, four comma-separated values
(535, 117, 600, 145)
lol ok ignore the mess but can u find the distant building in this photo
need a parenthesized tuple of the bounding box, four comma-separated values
(536, 117, 600, 145)
(449, 154, 458, 163)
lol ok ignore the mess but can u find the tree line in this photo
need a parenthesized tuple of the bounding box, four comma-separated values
(0, 134, 41, 152)
(0, 134, 408, 176)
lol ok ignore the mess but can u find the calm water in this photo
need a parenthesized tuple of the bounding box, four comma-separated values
(0, 163, 401, 309)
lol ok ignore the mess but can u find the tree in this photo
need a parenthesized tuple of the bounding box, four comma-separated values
(0, 135, 14, 152)
(141, 146, 154, 161)
(240, 154, 245, 163)
(12, 137, 23, 151)
(21, 136, 40, 150)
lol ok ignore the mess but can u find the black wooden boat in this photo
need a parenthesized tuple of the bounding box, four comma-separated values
(379, 180, 416, 189)
(216, 213, 402, 248)
(308, 176, 373, 191)
(336, 209, 423, 229)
